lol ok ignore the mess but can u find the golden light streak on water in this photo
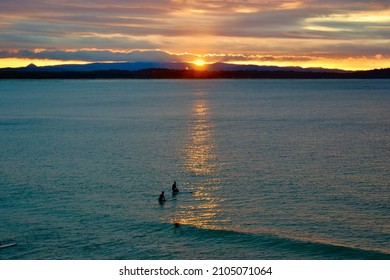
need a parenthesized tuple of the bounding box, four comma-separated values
(184, 94, 217, 176)
(170, 90, 231, 230)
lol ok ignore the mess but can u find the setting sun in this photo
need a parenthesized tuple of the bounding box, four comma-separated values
(193, 59, 206, 67)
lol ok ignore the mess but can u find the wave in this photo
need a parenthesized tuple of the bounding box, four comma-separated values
(165, 223, 390, 260)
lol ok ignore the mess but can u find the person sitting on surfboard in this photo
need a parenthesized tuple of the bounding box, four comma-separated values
(159, 191, 166, 203)
(172, 181, 179, 193)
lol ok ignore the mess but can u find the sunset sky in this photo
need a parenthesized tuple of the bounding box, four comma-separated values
(0, 0, 389, 70)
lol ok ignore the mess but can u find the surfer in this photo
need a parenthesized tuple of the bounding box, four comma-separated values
(159, 191, 166, 203)
(172, 181, 179, 193)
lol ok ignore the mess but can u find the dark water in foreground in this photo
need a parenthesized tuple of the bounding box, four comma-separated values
(0, 79, 389, 259)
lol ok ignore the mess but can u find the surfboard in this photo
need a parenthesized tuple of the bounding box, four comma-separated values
(0, 243, 17, 249)
(172, 190, 194, 194)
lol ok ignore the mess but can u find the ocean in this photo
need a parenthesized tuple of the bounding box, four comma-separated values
(0, 79, 389, 259)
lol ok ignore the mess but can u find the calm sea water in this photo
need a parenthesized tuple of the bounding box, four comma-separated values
(0, 79, 389, 260)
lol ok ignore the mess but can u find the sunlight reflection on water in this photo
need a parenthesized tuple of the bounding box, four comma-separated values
(170, 90, 231, 230)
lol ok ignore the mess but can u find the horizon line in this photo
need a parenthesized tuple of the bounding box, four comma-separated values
(2, 60, 387, 72)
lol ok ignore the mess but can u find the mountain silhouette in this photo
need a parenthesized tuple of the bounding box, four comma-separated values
(1, 62, 389, 79)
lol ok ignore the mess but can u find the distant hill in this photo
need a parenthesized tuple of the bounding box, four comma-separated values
(0, 62, 389, 79)
(206, 62, 348, 73)
(1, 61, 349, 73)
(2, 62, 192, 72)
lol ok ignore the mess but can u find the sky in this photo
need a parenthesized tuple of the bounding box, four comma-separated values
(0, 0, 389, 70)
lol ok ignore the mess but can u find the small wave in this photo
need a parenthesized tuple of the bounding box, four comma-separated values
(167, 223, 390, 260)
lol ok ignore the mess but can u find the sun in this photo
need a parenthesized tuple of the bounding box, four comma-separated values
(193, 59, 206, 66)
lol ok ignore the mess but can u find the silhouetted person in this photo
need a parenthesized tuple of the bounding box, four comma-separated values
(172, 181, 179, 193)
(159, 191, 166, 203)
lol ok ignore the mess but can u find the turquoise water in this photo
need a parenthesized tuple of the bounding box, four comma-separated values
(0, 79, 389, 259)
